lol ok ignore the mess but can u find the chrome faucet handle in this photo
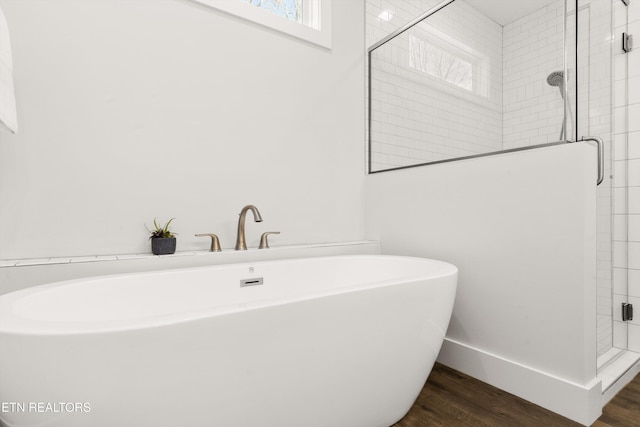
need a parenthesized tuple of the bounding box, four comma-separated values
(195, 233, 221, 252)
(259, 232, 280, 249)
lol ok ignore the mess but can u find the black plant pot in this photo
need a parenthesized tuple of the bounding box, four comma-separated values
(151, 237, 176, 255)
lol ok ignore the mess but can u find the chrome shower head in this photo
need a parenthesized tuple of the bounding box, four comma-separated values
(546, 70, 564, 87)
(547, 70, 566, 100)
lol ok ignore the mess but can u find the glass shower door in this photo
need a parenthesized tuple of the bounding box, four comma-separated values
(576, 0, 639, 384)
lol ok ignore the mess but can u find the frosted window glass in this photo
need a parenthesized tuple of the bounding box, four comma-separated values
(241, 0, 303, 23)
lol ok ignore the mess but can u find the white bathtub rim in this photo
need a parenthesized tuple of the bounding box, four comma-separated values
(0, 255, 458, 336)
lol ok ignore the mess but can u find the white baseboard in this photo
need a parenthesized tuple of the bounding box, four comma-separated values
(437, 338, 602, 426)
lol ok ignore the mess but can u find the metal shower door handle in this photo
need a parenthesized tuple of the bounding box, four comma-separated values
(579, 136, 604, 186)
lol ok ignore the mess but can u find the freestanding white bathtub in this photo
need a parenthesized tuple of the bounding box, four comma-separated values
(0, 255, 457, 427)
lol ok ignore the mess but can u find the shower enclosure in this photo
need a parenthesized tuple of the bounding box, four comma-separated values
(366, 0, 637, 417)
(367, 0, 582, 171)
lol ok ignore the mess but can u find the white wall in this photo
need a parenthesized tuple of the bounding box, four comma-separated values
(0, 0, 366, 260)
(366, 142, 601, 424)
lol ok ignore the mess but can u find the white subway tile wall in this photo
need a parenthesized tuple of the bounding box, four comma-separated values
(368, 0, 569, 172)
(502, 1, 565, 150)
(366, 0, 441, 49)
(368, 0, 503, 170)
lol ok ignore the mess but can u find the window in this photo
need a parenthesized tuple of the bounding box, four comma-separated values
(241, 0, 302, 23)
(191, 0, 331, 48)
(409, 35, 473, 91)
(407, 26, 489, 98)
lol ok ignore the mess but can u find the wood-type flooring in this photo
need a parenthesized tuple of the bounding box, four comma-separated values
(392, 363, 640, 427)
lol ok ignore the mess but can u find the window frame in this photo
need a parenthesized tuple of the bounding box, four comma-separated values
(191, 0, 331, 48)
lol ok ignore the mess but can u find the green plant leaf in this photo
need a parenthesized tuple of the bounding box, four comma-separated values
(163, 218, 175, 234)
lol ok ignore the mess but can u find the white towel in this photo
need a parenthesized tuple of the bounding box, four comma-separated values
(0, 5, 17, 134)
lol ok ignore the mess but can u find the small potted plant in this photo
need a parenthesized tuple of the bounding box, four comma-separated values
(147, 218, 177, 255)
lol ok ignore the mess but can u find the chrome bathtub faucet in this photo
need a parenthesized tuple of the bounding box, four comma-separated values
(235, 205, 263, 250)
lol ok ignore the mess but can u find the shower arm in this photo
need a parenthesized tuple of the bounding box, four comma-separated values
(577, 136, 604, 186)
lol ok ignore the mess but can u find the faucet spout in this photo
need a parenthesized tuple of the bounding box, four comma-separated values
(235, 205, 263, 250)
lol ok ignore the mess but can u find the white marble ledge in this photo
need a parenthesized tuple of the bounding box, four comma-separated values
(0, 241, 380, 268)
